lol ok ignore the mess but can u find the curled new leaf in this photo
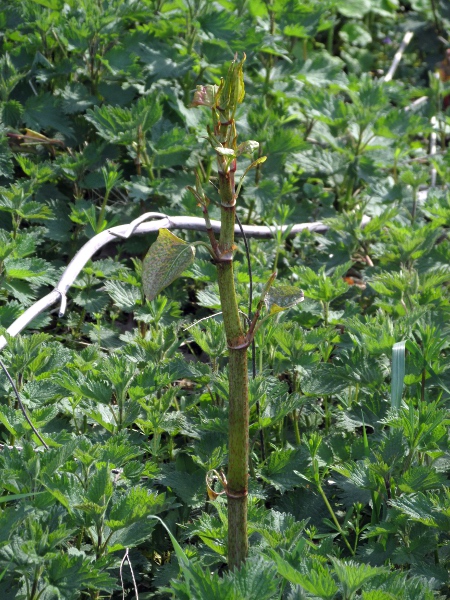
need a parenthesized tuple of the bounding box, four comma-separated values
(264, 285, 304, 315)
(142, 229, 195, 301)
(216, 54, 245, 115)
(215, 147, 236, 157)
(236, 140, 259, 155)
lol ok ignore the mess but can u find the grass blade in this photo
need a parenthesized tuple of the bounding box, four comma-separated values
(391, 341, 406, 410)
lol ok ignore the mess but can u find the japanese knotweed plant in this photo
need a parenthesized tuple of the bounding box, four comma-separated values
(141, 56, 304, 570)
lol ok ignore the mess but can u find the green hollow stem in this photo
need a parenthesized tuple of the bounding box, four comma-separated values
(216, 183, 249, 570)
(97, 190, 110, 232)
(316, 481, 355, 556)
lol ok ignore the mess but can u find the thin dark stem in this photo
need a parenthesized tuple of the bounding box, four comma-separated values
(430, 0, 442, 34)
(235, 213, 253, 321)
(235, 213, 265, 459)
(0, 357, 48, 449)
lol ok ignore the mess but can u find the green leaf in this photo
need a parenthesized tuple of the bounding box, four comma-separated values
(86, 464, 113, 507)
(270, 552, 338, 599)
(4, 257, 55, 284)
(85, 95, 162, 145)
(260, 448, 305, 493)
(361, 592, 397, 600)
(297, 52, 348, 87)
(2, 100, 23, 128)
(331, 558, 382, 598)
(227, 556, 278, 600)
(265, 285, 304, 314)
(104, 280, 140, 311)
(46, 553, 116, 594)
(335, 0, 371, 18)
(398, 466, 447, 493)
(339, 22, 372, 46)
(29, 0, 63, 8)
(142, 229, 195, 301)
(0, 134, 13, 179)
(157, 465, 205, 508)
(149, 515, 193, 584)
(0, 491, 45, 503)
(24, 93, 74, 140)
(302, 363, 348, 395)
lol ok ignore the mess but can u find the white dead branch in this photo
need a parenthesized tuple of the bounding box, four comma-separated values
(383, 31, 414, 83)
(0, 213, 371, 351)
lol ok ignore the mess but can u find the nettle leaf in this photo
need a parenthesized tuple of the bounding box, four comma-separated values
(0, 134, 13, 179)
(151, 126, 194, 169)
(85, 94, 162, 144)
(72, 288, 110, 315)
(142, 229, 195, 301)
(389, 494, 439, 528)
(335, 0, 371, 18)
(331, 558, 382, 598)
(297, 53, 348, 87)
(398, 466, 447, 493)
(31, 0, 63, 8)
(24, 93, 74, 140)
(260, 448, 306, 493)
(361, 591, 397, 600)
(226, 556, 278, 600)
(265, 285, 304, 315)
(107, 488, 167, 529)
(107, 520, 157, 553)
(301, 362, 349, 395)
(4, 257, 56, 284)
(85, 463, 113, 507)
(45, 553, 117, 596)
(61, 83, 98, 114)
(157, 464, 205, 508)
(270, 553, 337, 599)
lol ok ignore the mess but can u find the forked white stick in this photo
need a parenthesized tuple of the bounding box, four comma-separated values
(0, 213, 371, 351)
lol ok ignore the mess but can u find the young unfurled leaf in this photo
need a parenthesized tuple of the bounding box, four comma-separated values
(264, 285, 304, 315)
(235, 156, 267, 198)
(142, 229, 195, 301)
(215, 147, 236, 157)
(237, 140, 259, 155)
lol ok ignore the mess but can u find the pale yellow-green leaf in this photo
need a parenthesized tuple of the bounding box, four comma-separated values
(265, 285, 304, 314)
(142, 229, 195, 301)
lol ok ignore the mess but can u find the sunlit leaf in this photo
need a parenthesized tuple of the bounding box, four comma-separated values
(142, 229, 195, 301)
(264, 285, 304, 314)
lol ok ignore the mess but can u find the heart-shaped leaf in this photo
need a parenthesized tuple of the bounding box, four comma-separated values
(264, 285, 304, 314)
(142, 229, 195, 301)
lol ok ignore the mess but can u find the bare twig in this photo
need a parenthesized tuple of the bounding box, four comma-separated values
(404, 96, 428, 112)
(0, 213, 370, 352)
(0, 357, 49, 449)
(383, 31, 414, 83)
(183, 312, 223, 331)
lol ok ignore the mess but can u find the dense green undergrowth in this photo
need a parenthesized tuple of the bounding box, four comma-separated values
(1, 0, 450, 598)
